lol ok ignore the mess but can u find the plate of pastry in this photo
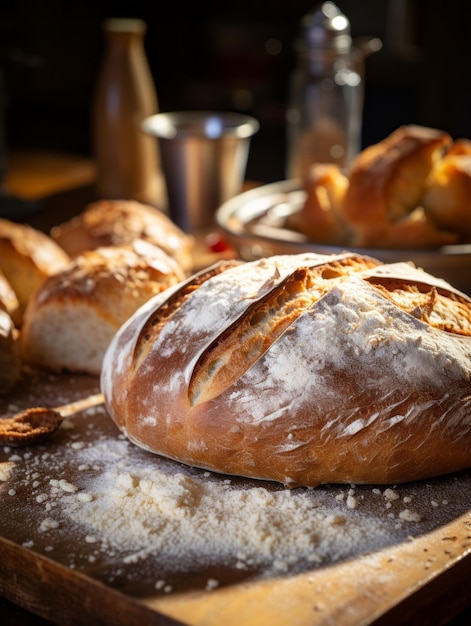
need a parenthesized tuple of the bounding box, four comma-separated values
(216, 125, 471, 295)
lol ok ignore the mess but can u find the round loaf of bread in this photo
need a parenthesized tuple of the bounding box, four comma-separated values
(101, 252, 471, 487)
(20, 240, 186, 375)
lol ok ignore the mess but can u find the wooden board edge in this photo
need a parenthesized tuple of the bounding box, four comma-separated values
(0, 536, 184, 626)
(146, 512, 471, 626)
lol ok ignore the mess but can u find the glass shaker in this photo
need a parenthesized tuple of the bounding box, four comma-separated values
(92, 18, 167, 208)
(286, 2, 381, 180)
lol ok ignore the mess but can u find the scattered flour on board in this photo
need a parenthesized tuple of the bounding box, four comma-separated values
(0, 422, 438, 586)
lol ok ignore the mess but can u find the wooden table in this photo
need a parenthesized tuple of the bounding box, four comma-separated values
(3, 150, 97, 201)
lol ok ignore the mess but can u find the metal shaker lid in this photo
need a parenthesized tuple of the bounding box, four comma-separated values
(296, 2, 352, 52)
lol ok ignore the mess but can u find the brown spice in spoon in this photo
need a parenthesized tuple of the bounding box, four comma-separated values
(0, 407, 63, 446)
(0, 393, 104, 447)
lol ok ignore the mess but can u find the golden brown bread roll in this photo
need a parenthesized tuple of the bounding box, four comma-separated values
(20, 240, 186, 375)
(286, 164, 350, 245)
(446, 138, 471, 156)
(342, 125, 452, 247)
(422, 152, 471, 241)
(50, 199, 194, 271)
(344, 125, 451, 223)
(290, 125, 468, 249)
(0, 218, 71, 320)
(101, 252, 471, 487)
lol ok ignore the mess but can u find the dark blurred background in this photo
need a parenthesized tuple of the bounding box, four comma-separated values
(0, 0, 470, 184)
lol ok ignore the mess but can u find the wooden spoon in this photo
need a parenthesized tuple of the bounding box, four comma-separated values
(0, 393, 104, 447)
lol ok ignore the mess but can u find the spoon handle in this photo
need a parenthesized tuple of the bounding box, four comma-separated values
(56, 393, 105, 417)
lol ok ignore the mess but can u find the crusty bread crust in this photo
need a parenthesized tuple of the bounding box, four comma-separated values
(341, 125, 455, 248)
(101, 252, 471, 487)
(344, 125, 451, 227)
(422, 153, 471, 241)
(50, 199, 194, 271)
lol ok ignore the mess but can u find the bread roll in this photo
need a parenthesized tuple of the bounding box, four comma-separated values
(288, 126, 462, 249)
(286, 164, 350, 245)
(446, 138, 471, 156)
(422, 151, 471, 241)
(0, 217, 71, 319)
(342, 125, 452, 246)
(101, 252, 471, 487)
(50, 199, 194, 271)
(20, 240, 186, 375)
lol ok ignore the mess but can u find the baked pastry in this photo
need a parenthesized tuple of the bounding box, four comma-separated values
(290, 125, 468, 249)
(50, 199, 194, 271)
(422, 151, 471, 242)
(101, 252, 471, 487)
(343, 125, 450, 229)
(446, 138, 471, 156)
(286, 164, 350, 245)
(343, 126, 456, 248)
(0, 217, 71, 319)
(20, 240, 186, 376)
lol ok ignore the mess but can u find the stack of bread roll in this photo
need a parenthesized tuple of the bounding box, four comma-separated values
(0, 200, 194, 388)
(0, 217, 72, 391)
(288, 125, 471, 248)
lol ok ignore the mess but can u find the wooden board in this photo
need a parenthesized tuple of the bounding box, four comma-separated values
(1, 370, 470, 626)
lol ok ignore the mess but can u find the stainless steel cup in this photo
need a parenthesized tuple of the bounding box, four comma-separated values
(142, 111, 259, 231)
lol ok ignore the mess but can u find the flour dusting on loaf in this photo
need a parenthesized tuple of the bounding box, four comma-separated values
(101, 252, 471, 487)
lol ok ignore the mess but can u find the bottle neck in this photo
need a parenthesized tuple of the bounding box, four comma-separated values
(105, 30, 143, 50)
(103, 18, 147, 53)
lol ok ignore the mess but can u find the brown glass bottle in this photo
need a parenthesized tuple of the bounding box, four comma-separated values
(92, 18, 166, 207)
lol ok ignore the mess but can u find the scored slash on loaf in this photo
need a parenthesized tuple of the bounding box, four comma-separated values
(101, 252, 471, 488)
